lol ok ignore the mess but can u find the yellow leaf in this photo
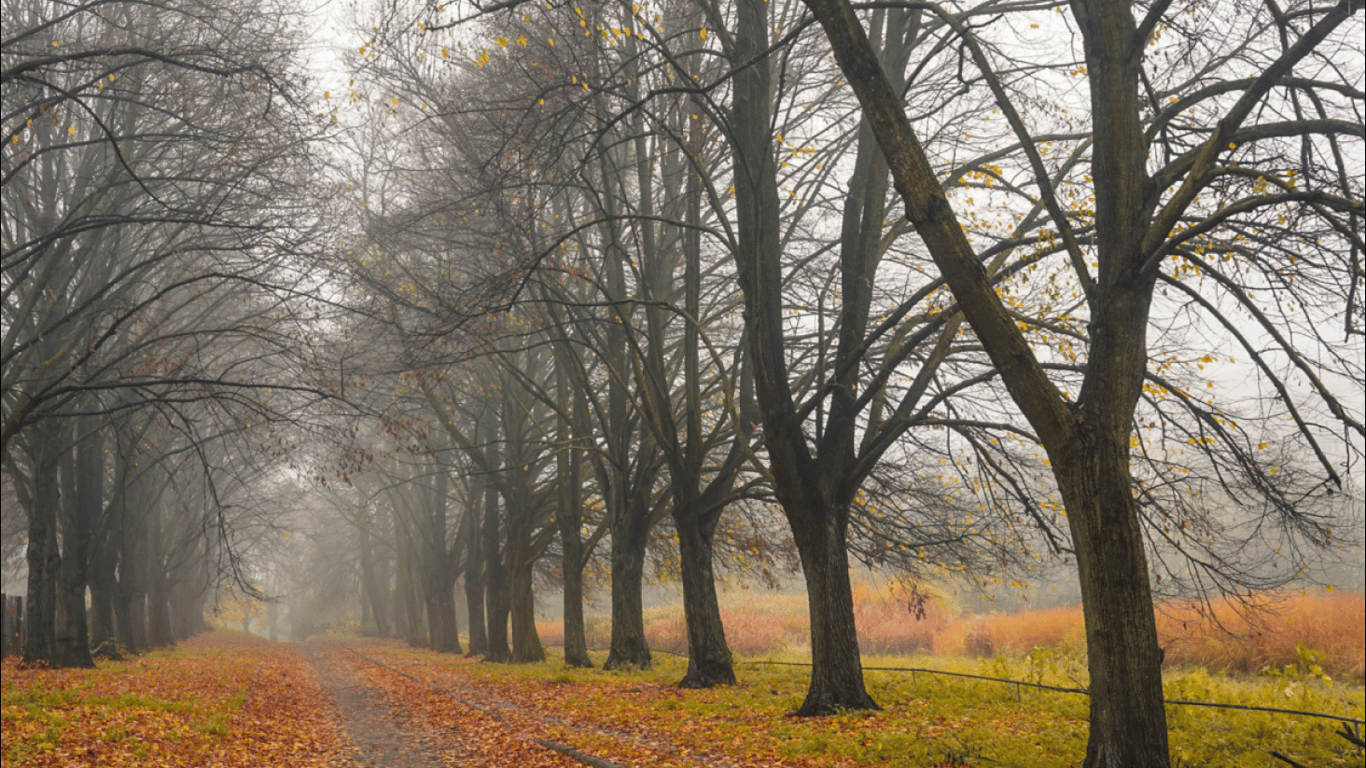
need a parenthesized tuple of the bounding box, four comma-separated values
(68, 125, 76, 134)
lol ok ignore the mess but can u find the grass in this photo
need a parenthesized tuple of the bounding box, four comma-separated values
(368, 638, 1364, 767)
(0, 631, 343, 767)
(540, 587, 1365, 681)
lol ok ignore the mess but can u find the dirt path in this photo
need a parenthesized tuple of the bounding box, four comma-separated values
(299, 640, 650, 768)
(301, 642, 456, 768)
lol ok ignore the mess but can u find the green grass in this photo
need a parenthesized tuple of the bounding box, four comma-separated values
(402, 640, 1364, 767)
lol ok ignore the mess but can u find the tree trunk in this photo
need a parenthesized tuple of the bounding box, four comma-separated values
(791, 506, 876, 715)
(509, 563, 544, 663)
(423, 543, 461, 653)
(89, 459, 120, 654)
(556, 465, 592, 667)
(483, 470, 510, 662)
(674, 508, 734, 688)
(113, 445, 148, 654)
(728, 0, 879, 713)
(555, 355, 593, 668)
(1055, 413, 1169, 764)
(21, 428, 61, 664)
(359, 518, 390, 636)
(145, 503, 173, 648)
(146, 572, 173, 647)
(463, 498, 488, 654)
(170, 548, 208, 641)
(398, 543, 425, 647)
(54, 419, 98, 667)
(425, 579, 461, 653)
(88, 559, 118, 654)
(603, 522, 651, 670)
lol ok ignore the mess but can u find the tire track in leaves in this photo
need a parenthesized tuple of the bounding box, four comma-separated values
(301, 643, 452, 768)
(340, 643, 736, 768)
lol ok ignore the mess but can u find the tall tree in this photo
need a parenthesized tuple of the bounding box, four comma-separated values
(797, 0, 1363, 761)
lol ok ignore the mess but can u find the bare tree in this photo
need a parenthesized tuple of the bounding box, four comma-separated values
(797, 0, 1363, 762)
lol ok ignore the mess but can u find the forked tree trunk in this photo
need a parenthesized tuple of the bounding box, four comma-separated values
(728, 0, 879, 714)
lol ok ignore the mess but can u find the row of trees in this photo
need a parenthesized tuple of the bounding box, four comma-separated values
(325, 0, 1362, 766)
(4, 0, 1360, 766)
(2, 0, 337, 664)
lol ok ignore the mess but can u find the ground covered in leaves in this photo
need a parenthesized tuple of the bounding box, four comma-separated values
(1, 632, 342, 767)
(3, 631, 1363, 767)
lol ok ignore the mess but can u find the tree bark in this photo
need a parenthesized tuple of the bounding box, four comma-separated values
(464, 501, 488, 654)
(89, 453, 121, 654)
(728, 0, 880, 713)
(1055, 436, 1169, 764)
(509, 561, 544, 663)
(483, 450, 510, 661)
(114, 443, 150, 654)
(359, 514, 391, 636)
(603, 527, 651, 670)
(170, 550, 209, 641)
(555, 418, 592, 667)
(791, 0, 1183, 756)
(53, 418, 97, 667)
(791, 506, 876, 714)
(397, 530, 426, 647)
(146, 505, 174, 650)
(21, 425, 61, 664)
(674, 507, 734, 688)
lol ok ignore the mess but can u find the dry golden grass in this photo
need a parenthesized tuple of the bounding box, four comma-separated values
(540, 587, 1364, 680)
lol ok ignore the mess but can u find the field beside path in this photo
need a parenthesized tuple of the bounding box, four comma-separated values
(347, 638, 1362, 768)
(540, 588, 1366, 682)
(4, 626, 1363, 767)
(1, 632, 344, 767)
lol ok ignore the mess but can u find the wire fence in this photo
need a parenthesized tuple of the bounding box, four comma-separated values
(742, 659, 1365, 726)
